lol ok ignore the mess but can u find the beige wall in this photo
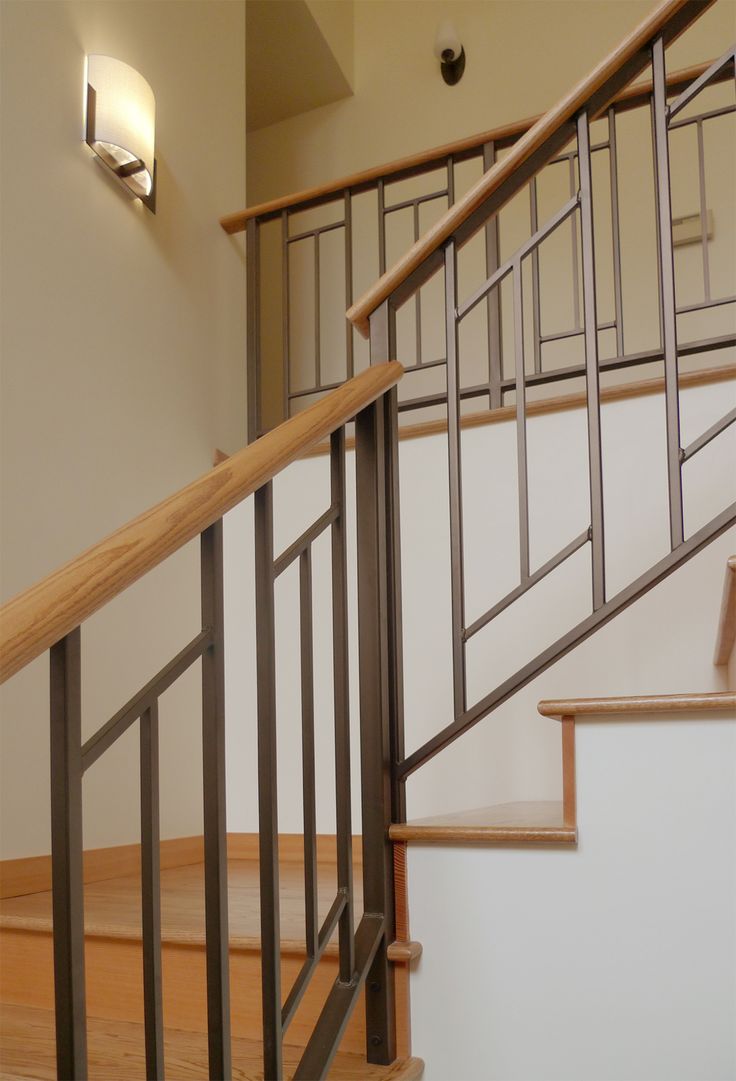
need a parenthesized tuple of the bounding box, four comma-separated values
(0, 0, 246, 857)
(248, 0, 735, 427)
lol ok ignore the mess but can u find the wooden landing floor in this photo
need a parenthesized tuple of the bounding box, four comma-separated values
(0, 1004, 424, 1081)
(0, 858, 363, 953)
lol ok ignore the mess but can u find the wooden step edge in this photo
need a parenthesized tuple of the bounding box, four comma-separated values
(384, 1056, 425, 1080)
(714, 556, 736, 666)
(0, 914, 340, 958)
(388, 823, 577, 845)
(538, 690, 736, 718)
(387, 940, 422, 963)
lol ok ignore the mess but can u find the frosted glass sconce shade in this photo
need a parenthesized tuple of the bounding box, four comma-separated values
(85, 55, 156, 211)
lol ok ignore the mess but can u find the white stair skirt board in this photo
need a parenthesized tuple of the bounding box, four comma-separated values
(407, 712, 736, 1081)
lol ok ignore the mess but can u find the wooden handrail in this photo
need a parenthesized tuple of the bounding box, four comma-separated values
(714, 555, 736, 664)
(347, 0, 715, 336)
(220, 59, 717, 235)
(0, 361, 403, 685)
(538, 691, 736, 717)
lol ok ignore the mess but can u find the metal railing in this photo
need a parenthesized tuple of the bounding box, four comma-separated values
(232, 54, 734, 440)
(359, 27, 736, 784)
(0, 363, 404, 1081)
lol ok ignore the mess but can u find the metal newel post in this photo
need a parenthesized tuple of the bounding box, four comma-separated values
(50, 626, 88, 1079)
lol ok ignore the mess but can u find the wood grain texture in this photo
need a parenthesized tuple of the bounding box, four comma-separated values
(389, 801, 576, 845)
(714, 556, 736, 665)
(538, 691, 736, 717)
(0, 1003, 425, 1080)
(219, 60, 716, 234)
(226, 832, 363, 867)
(0, 362, 402, 684)
(387, 941, 422, 963)
(347, 0, 709, 335)
(300, 363, 736, 459)
(561, 717, 577, 829)
(0, 836, 203, 900)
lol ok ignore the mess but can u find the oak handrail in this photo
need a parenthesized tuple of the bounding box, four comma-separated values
(0, 361, 403, 684)
(538, 691, 736, 717)
(347, 0, 713, 336)
(220, 60, 717, 235)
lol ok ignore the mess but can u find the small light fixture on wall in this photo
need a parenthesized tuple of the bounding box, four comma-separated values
(434, 20, 466, 86)
(85, 55, 156, 212)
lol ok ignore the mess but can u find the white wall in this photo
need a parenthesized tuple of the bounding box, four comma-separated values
(223, 375, 736, 835)
(0, 1, 246, 858)
(408, 710, 736, 1081)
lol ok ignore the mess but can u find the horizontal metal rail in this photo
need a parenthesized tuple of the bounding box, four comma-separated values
(397, 500, 736, 779)
(681, 406, 736, 462)
(273, 505, 339, 577)
(81, 629, 212, 770)
(464, 529, 591, 641)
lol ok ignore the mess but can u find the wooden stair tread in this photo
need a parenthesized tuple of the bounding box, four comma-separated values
(0, 1002, 424, 1081)
(389, 801, 576, 844)
(0, 858, 363, 956)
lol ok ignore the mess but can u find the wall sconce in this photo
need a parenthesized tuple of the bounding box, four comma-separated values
(434, 20, 466, 86)
(85, 55, 156, 212)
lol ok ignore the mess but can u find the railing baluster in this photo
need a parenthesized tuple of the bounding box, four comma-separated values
(50, 627, 88, 1080)
(696, 119, 711, 303)
(315, 233, 322, 389)
(444, 240, 467, 717)
(282, 209, 291, 424)
(414, 200, 422, 367)
(577, 110, 606, 611)
(355, 394, 396, 1066)
(652, 35, 685, 549)
(378, 179, 387, 276)
(246, 218, 261, 442)
(200, 520, 231, 1080)
(330, 426, 355, 982)
(512, 258, 530, 582)
(254, 481, 283, 1081)
(569, 153, 581, 332)
(345, 191, 354, 379)
(299, 547, 319, 958)
(140, 700, 164, 1080)
(483, 140, 503, 409)
(608, 106, 625, 358)
(529, 177, 542, 375)
(383, 386, 407, 824)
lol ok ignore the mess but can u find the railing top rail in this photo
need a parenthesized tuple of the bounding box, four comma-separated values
(219, 57, 718, 236)
(538, 690, 736, 717)
(347, 0, 716, 337)
(0, 361, 403, 685)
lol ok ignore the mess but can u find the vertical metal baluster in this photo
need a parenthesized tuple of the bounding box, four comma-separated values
(355, 394, 396, 1067)
(281, 209, 291, 423)
(650, 98, 665, 349)
(378, 180, 387, 276)
(608, 107, 625, 359)
(512, 259, 530, 582)
(652, 35, 685, 549)
(447, 154, 455, 206)
(569, 154, 581, 331)
(254, 481, 282, 1080)
(414, 201, 422, 367)
(330, 427, 355, 982)
(383, 386, 407, 824)
(483, 141, 503, 408)
(345, 191, 355, 379)
(529, 177, 542, 375)
(50, 627, 87, 1080)
(299, 547, 318, 959)
(445, 240, 467, 718)
(246, 218, 261, 442)
(140, 701, 164, 1080)
(201, 520, 232, 1080)
(696, 119, 711, 303)
(314, 234, 321, 389)
(577, 111, 606, 611)
(369, 298, 395, 367)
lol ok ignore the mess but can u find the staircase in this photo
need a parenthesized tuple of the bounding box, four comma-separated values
(1, 1, 735, 1079)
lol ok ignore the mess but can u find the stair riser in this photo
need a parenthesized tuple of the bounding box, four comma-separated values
(0, 928, 366, 1053)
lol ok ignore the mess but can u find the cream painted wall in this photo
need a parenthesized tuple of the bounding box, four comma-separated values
(0, 0, 246, 858)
